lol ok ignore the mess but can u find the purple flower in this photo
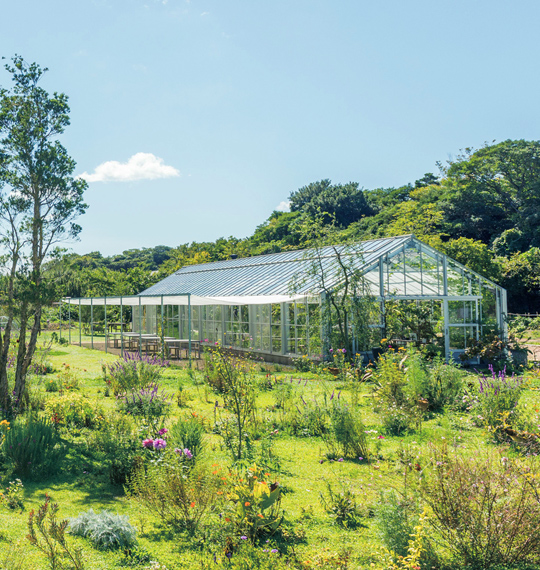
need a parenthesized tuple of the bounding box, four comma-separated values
(240, 536, 248, 540)
(329, 348, 333, 353)
(358, 457, 363, 461)
(158, 428, 168, 436)
(142, 438, 154, 449)
(342, 348, 346, 354)
(153, 438, 167, 450)
(271, 549, 278, 553)
(338, 458, 344, 462)
(183, 448, 193, 459)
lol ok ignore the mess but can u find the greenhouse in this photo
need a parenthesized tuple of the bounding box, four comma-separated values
(60, 235, 507, 364)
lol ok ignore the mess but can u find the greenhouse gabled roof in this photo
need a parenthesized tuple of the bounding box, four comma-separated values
(139, 235, 414, 299)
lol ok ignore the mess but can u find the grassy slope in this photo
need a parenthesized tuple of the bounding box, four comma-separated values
(1, 337, 539, 569)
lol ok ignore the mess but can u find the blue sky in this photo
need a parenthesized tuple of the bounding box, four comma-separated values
(2, 0, 540, 255)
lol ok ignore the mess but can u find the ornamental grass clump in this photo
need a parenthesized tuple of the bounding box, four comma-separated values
(69, 509, 137, 550)
(2, 417, 65, 480)
(323, 399, 369, 460)
(107, 352, 168, 396)
(419, 445, 540, 569)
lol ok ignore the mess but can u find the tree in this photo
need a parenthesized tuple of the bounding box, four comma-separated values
(0, 56, 87, 413)
(289, 179, 372, 227)
(290, 216, 378, 359)
(440, 140, 540, 245)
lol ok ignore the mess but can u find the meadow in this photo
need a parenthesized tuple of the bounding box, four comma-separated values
(1, 335, 540, 570)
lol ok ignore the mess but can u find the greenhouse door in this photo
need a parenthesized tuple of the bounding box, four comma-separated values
(443, 299, 480, 363)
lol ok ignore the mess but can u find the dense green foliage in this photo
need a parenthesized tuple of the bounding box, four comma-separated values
(48, 139, 540, 314)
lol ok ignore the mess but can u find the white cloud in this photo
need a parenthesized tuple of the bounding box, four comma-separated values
(276, 200, 290, 212)
(201, 11, 209, 16)
(78, 153, 180, 183)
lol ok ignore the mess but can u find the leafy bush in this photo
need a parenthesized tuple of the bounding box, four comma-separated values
(420, 446, 540, 568)
(106, 352, 168, 396)
(46, 393, 101, 428)
(319, 480, 362, 528)
(2, 417, 65, 480)
(85, 412, 142, 486)
(69, 509, 137, 550)
(405, 352, 465, 412)
(292, 354, 312, 372)
(1, 478, 24, 510)
(169, 416, 205, 460)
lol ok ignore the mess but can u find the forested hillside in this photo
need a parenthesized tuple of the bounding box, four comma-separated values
(55, 140, 540, 312)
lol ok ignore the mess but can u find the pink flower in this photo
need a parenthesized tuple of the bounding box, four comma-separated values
(158, 428, 168, 436)
(153, 438, 167, 450)
(142, 438, 154, 449)
(377, 435, 385, 439)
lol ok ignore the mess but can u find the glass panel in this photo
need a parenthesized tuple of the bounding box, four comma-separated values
(449, 327, 465, 350)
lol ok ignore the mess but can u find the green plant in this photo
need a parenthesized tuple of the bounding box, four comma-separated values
(69, 509, 137, 550)
(1, 478, 24, 510)
(2, 417, 65, 480)
(46, 393, 100, 428)
(292, 354, 312, 372)
(45, 378, 60, 392)
(473, 366, 524, 438)
(420, 445, 540, 568)
(376, 491, 419, 559)
(226, 464, 283, 542)
(169, 415, 205, 460)
(127, 453, 221, 533)
(117, 384, 171, 434)
(323, 400, 369, 460)
(107, 353, 168, 396)
(207, 347, 256, 460)
(319, 480, 362, 528)
(27, 495, 85, 570)
(373, 351, 421, 435)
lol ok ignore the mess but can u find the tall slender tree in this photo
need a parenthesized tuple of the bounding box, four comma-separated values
(0, 56, 87, 414)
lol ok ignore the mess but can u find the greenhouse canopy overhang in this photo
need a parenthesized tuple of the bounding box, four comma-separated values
(62, 293, 316, 306)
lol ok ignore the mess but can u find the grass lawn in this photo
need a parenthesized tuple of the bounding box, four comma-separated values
(1, 336, 539, 569)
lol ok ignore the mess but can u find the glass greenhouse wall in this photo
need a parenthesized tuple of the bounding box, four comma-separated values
(61, 235, 507, 362)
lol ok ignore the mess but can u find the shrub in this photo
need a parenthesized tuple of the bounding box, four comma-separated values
(2, 417, 65, 480)
(1, 478, 24, 510)
(420, 446, 540, 568)
(293, 354, 312, 372)
(169, 416, 205, 460)
(127, 454, 221, 533)
(69, 509, 137, 550)
(107, 352, 168, 396)
(46, 393, 101, 428)
(425, 357, 464, 411)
